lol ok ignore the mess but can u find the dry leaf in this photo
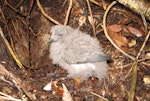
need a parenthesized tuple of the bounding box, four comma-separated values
(143, 75, 150, 85)
(123, 26, 144, 37)
(107, 24, 122, 33)
(43, 81, 52, 91)
(107, 28, 129, 47)
(72, 8, 83, 16)
(56, 87, 64, 96)
(108, 24, 144, 37)
(62, 83, 72, 101)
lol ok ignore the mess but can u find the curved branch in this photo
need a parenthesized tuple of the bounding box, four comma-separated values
(64, 0, 73, 25)
(102, 1, 135, 60)
(36, 0, 61, 25)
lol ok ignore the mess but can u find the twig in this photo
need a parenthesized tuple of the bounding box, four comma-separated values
(36, 0, 61, 25)
(63, 0, 68, 6)
(83, 0, 92, 36)
(0, 7, 15, 48)
(124, 66, 133, 80)
(141, 62, 150, 66)
(102, 1, 135, 60)
(136, 1, 148, 59)
(64, 0, 72, 25)
(86, 0, 96, 37)
(0, 7, 25, 69)
(89, 0, 103, 7)
(128, 60, 137, 101)
(90, 92, 109, 101)
(0, 27, 24, 69)
(0, 64, 35, 100)
(137, 0, 147, 34)
(11, 19, 32, 68)
(120, 56, 150, 80)
(0, 76, 13, 85)
(122, 56, 150, 68)
(128, 0, 149, 100)
(25, 0, 35, 68)
(0, 92, 21, 101)
(27, 0, 35, 17)
(128, 27, 150, 101)
(11, 20, 21, 44)
(5, 0, 26, 17)
(16, 0, 24, 8)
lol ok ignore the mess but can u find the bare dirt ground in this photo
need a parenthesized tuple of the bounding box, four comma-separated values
(0, 0, 150, 101)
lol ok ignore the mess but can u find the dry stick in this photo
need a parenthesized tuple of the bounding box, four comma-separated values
(16, 0, 24, 8)
(90, 92, 109, 101)
(36, 0, 61, 25)
(0, 7, 26, 69)
(0, 64, 35, 100)
(101, 2, 135, 100)
(123, 56, 150, 80)
(27, 0, 34, 16)
(86, 0, 96, 37)
(25, 0, 35, 68)
(5, 0, 26, 17)
(128, 60, 137, 101)
(128, 1, 149, 101)
(0, 76, 13, 85)
(102, 1, 135, 60)
(0, 27, 24, 69)
(11, 20, 32, 68)
(141, 61, 150, 66)
(0, 7, 14, 49)
(136, 1, 148, 59)
(64, 0, 73, 25)
(89, 0, 102, 7)
(11, 20, 21, 53)
(128, 26, 150, 101)
(137, 2, 147, 34)
(0, 7, 14, 50)
(0, 92, 21, 101)
(0, 8, 24, 69)
(63, 0, 68, 6)
(122, 56, 150, 68)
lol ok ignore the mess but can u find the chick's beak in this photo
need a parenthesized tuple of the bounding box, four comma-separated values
(48, 38, 54, 43)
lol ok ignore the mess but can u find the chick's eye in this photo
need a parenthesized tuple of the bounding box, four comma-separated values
(57, 34, 62, 36)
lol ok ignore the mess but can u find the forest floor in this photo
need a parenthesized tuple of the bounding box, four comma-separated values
(0, 0, 150, 101)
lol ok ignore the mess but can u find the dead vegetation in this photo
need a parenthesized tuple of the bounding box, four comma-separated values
(0, 0, 150, 100)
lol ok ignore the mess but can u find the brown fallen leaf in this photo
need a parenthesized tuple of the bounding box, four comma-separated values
(107, 24, 122, 33)
(72, 8, 83, 16)
(107, 24, 144, 37)
(124, 26, 145, 37)
(107, 28, 129, 47)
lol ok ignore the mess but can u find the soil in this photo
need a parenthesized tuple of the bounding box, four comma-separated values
(0, 0, 150, 101)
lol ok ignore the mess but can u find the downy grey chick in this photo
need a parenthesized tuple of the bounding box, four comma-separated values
(49, 25, 110, 82)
